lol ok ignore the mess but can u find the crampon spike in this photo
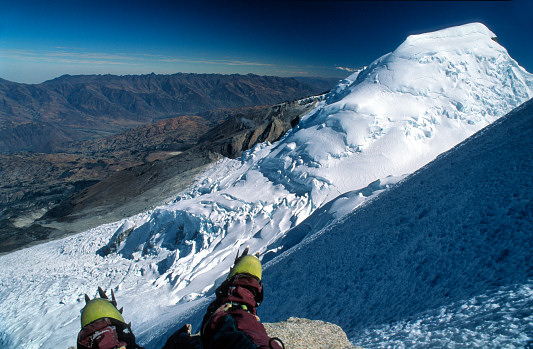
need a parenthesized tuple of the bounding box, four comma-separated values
(110, 289, 118, 307)
(97, 286, 107, 299)
(84, 294, 91, 304)
(235, 246, 250, 264)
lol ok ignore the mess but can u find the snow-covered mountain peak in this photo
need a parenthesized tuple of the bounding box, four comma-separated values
(398, 22, 497, 50)
(304, 22, 529, 143)
(326, 22, 502, 106)
(263, 23, 532, 204)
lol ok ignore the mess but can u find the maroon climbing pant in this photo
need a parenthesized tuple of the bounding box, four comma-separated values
(201, 274, 283, 349)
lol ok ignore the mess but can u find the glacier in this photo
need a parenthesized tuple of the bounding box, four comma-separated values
(0, 22, 532, 348)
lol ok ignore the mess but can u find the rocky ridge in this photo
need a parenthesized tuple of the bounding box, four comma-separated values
(0, 95, 324, 253)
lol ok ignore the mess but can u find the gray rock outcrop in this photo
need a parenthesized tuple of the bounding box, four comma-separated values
(264, 317, 358, 349)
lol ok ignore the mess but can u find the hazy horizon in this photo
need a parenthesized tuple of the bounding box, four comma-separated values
(1, 0, 532, 84)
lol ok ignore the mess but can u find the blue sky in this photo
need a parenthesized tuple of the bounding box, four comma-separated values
(1, 0, 532, 84)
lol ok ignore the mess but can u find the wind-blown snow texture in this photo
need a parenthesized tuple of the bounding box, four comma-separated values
(262, 98, 533, 347)
(0, 23, 532, 348)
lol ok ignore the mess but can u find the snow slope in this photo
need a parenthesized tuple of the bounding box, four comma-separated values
(261, 98, 533, 347)
(0, 23, 532, 348)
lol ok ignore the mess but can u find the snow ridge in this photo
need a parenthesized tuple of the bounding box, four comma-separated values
(0, 23, 532, 349)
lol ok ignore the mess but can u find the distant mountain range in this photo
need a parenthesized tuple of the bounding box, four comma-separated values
(0, 73, 337, 153)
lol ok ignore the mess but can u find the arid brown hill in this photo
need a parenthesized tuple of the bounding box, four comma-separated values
(0, 74, 337, 153)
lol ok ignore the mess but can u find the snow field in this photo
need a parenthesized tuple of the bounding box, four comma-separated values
(354, 282, 533, 348)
